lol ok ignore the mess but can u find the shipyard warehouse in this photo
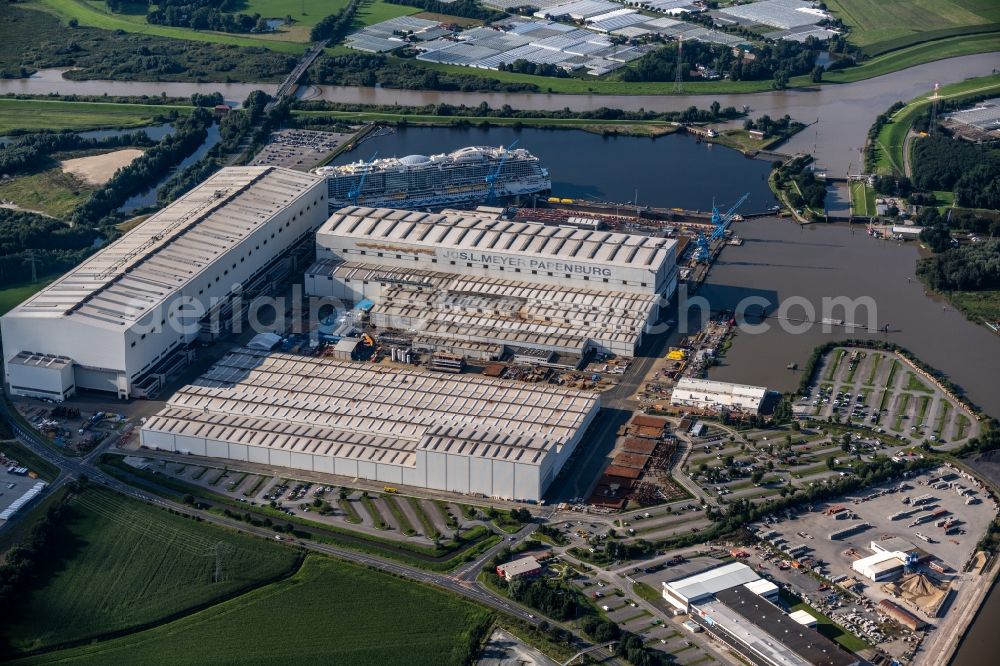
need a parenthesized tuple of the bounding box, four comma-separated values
(140, 348, 599, 502)
(1, 167, 327, 400)
(306, 206, 679, 360)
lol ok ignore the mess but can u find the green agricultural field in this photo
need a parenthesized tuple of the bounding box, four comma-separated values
(3, 487, 300, 654)
(0, 98, 187, 134)
(14, 555, 493, 666)
(29, 0, 306, 52)
(825, 0, 1000, 54)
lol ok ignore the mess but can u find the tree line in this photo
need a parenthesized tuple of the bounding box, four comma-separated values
(0, 130, 155, 175)
(104, 0, 275, 35)
(70, 108, 213, 227)
(309, 52, 541, 93)
(293, 99, 744, 123)
(385, 0, 506, 21)
(916, 239, 1000, 293)
(911, 136, 1000, 211)
(310, 0, 363, 43)
(0, 492, 72, 653)
(619, 38, 820, 87)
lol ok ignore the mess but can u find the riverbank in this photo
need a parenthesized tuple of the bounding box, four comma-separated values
(0, 97, 190, 135)
(292, 110, 680, 138)
(868, 74, 1000, 175)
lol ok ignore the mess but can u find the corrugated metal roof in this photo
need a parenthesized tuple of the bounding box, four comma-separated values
(319, 206, 675, 272)
(10, 167, 323, 329)
(143, 349, 597, 466)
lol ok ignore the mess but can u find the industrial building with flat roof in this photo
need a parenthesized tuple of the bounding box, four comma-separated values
(670, 377, 768, 414)
(853, 551, 907, 582)
(661, 562, 762, 611)
(306, 206, 678, 359)
(704, 586, 859, 666)
(662, 563, 859, 666)
(1, 167, 327, 400)
(140, 348, 599, 502)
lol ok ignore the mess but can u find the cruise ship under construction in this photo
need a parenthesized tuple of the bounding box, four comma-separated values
(315, 145, 551, 210)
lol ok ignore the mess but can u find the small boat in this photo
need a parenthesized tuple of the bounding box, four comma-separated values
(787, 362, 798, 370)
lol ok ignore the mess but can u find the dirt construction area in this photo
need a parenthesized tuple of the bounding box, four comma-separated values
(60, 149, 144, 185)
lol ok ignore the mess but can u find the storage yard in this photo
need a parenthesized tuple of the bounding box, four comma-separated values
(748, 466, 999, 663)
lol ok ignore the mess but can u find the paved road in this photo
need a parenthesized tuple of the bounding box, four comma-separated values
(0, 397, 629, 663)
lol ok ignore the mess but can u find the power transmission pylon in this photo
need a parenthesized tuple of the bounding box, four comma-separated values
(674, 37, 684, 93)
(928, 82, 940, 135)
(25, 250, 40, 282)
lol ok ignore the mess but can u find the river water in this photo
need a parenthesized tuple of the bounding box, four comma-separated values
(698, 218, 1000, 417)
(331, 125, 777, 212)
(119, 123, 222, 213)
(2, 53, 998, 174)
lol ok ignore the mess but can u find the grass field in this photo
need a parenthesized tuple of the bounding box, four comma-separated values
(293, 109, 675, 135)
(872, 74, 1000, 174)
(0, 277, 55, 316)
(0, 168, 94, 218)
(947, 289, 1000, 324)
(29, 0, 306, 53)
(0, 98, 188, 135)
(824, 0, 1000, 53)
(850, 181, 875, 217)
(357, 0, 421, 26)
(14, 555, 493, 665)
(3, 487, 300, 654)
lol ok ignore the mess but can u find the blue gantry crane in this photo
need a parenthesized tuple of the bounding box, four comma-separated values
(484, 140, 518, 203)
(347, 152, 378, 205)
(695, 192, 750, 262)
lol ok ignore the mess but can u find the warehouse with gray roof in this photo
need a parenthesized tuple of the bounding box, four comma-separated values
(140, 348, 599, 501)
(305, 206, 678, 359)
(1, 167, 327, 400)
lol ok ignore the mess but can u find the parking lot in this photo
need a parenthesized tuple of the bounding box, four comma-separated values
(746, 466, 998, 658)
(799, 348, 979, 448)
(122, 456, 484, 546)
(249, 128, 356, 171)
(0, 465, 36, 519)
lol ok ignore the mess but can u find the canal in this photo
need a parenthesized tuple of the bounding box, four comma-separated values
(329, 125, 777, 213)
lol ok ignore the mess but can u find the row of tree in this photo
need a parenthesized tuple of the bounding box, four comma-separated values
(0, 129, 155, 174)
(71, 108, 213, 227)
(619, 39, 820, 85)
(293, 99, 744, 124)
(310, 0, 363, 43)
(385, 0, 506, 21)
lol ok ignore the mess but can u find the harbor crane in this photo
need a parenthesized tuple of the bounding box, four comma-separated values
(347, 152, 378, 205)
(695, 192, 750, 262)
(484, 140, 518, 203)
